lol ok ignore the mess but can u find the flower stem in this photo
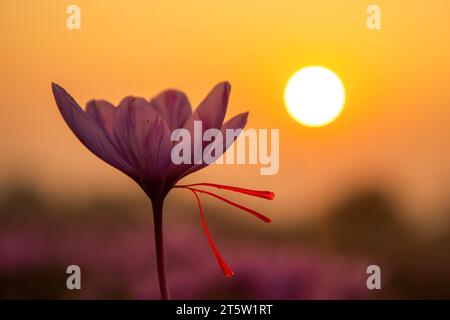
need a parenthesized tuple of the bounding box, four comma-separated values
(152, 199, 170, 300)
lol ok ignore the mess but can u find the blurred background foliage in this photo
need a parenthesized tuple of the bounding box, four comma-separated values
(1, 178, 450, 299)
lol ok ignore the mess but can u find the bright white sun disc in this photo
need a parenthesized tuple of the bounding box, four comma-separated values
(284, 66, 345, 127)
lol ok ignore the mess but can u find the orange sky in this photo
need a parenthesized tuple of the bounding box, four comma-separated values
(1, 1, 450, 227)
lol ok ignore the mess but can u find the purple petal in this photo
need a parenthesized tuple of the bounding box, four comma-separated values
(220, 111, 249, 147)
(178, 112, 249, 179)
(51, 83, 137, 178)
(149, 90, 192, 131)
(184, 81, 230, 132)
(86, 99, 116, 141)
(170, 82, 231, 180)
(112, 97, 172, 181)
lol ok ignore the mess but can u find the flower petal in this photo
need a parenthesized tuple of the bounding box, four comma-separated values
(220, 111, 249, 150)
(168, 82, 233, 181)
(184, 81, 230, 132)
(178, 112, 249, 179)
(149, 90, 192, 132)
(86, 99, 116, 141)
(52, 83, 137, 178)
(112, 97, 173, 182)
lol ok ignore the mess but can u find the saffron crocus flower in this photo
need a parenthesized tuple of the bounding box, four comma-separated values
(51, 82, 274, 299)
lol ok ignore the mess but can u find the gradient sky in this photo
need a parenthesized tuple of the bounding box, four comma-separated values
(1, 1, 450, 227)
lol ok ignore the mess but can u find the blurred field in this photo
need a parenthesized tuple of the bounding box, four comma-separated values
(1, 180, 450, 299)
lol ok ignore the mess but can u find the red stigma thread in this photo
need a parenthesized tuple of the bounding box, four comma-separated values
(175, 183, 274, 277)
(189, 189, 234, 277)
(180, 183, 275, 200)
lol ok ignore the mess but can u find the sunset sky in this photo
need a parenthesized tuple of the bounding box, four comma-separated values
(1, 0, 450, 228)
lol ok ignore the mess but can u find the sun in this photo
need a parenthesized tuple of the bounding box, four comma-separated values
(284, 66, 346, 127)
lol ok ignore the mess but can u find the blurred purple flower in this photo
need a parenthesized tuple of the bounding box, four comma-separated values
(0, 224, 370, 299)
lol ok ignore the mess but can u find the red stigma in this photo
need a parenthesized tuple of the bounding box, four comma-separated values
(175, 182, 274, 277)
(189, 189, 235, 277)
(182, 183, 275, 200)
